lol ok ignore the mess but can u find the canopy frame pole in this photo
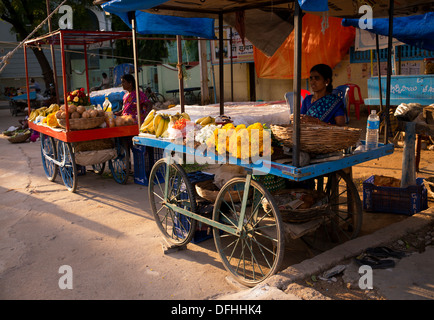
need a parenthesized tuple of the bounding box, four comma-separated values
(218, 13, 224, 115)
(60, 31, 70, 132)
(83, 44, 90, 95)
(131, 12, 142, 130)
(230, 27, 234, 101)
(292, 1, 302, 167)
(46, 0, 60, 104)
(24, 44, 30, 116)
(375, 34, 383, 113)
(177, 35, 185, 112)
(384, 0, 394, 144)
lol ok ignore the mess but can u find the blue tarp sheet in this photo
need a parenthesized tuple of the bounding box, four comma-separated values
(101, 0, 329, 13)
(342, 13, 434, 52)
(101, 1, 215, 39)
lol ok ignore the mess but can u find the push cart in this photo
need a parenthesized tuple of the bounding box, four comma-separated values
(133, 135, 393, 286)
(23, 30, 137, 192)
(8, 91, 40, 116)
(35, 124, 137, 192)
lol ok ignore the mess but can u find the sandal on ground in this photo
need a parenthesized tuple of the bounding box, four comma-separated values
(354, 254, 396, 269)
(365, 246, 406, 259)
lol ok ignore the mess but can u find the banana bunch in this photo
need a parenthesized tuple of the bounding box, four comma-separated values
(154, 113, 171, 138)
(167, 112, 190, 123)
(28, 107, 47, 122)
(140, 111, 190, 137)
(28, 104, 60, 122)
(140, 109, 156, 133)
(45, 103, 60, 114)
(195, 116, 215, 127)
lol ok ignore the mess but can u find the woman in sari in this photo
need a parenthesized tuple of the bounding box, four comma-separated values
(301, 64, 346, 126)
(116, 74, 151, 124)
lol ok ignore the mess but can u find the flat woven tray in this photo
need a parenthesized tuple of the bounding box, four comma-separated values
(7, 131, 31, 143)
(424, 177, 434, 198)
(195, 179, 248, 203)
(271, 123, 361, 154)
(263, 189, 329, 223)
(56, 116, 105, 130)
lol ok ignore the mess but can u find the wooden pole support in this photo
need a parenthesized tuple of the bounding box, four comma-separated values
(401, 121, 417, 188)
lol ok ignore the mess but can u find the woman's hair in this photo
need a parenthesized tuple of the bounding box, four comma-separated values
(310, 64, 333, 93)
(121, 73, 135, 85)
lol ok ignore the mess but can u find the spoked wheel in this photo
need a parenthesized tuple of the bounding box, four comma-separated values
(148, 158, 197, 246)
(301, 169, 362, 252)
(57, 141, 78, 192)
(109, 140, 129, 184)
(40, 134, 58, 181)
(212, 177, 285, 287)
(92, 162, 106, 175)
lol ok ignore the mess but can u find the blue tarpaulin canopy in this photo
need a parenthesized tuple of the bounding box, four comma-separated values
(342, 13, 434, 52)
(102, 1, 215, 39)
(99, 0, 328, 56)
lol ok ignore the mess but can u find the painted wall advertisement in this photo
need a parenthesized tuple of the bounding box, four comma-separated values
(210, 26, 254, 65)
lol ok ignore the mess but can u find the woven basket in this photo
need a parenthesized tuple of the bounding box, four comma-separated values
(56, 116, 105, 130)
(263, 189, 329, 223)
(271, 123, 361, 154)
(7, 131, 31, 143)
(253, 174, 286, 193)
(195, 179, 249, 203)
(73, 139, 114, 152)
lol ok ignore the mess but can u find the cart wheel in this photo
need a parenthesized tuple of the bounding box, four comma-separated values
(57, 141, 78, 192)
(108, 141, 129, 184)
(301, 169, 362, 252)
(92, 162, 106, 175)
(212, 177, 285, 287)
(40, 134, 58, 182)
(148, 158, 197, 246)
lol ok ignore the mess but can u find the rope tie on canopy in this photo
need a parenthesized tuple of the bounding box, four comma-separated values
(321, 10, 329, 34)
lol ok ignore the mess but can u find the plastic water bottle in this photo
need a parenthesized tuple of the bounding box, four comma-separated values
(103, 96, 112, 112)
(365, 110, 380, 150)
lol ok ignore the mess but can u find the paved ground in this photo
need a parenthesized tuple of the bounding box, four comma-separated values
(1, 101, 434, 302)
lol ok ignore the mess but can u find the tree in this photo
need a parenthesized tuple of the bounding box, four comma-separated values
(0, 0, 96, 89)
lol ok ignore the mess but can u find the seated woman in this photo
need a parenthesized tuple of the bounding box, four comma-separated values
(116, 74, 151, 124)
(301, 64, 346, 126)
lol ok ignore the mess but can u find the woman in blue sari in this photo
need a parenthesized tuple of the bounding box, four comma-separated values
(301, 64, 346, 126)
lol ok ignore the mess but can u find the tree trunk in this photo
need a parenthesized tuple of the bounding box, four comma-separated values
(30, 46, 54, 90)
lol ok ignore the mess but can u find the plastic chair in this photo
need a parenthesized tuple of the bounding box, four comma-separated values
(333, 85, 350, 124)
(344, 83, 369, 120)
(284, 89, 310, 117)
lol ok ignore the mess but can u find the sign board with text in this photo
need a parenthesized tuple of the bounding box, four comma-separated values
(210, 27, 254, 65)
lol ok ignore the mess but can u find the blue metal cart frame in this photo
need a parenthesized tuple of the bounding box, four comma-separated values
(133, 134, 393, 286)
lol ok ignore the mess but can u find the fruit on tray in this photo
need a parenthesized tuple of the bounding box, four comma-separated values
(45, 112, 60, 127)
(140, 111, 190, 138)
(28, 104, 60, 122)
(142, 109, 155, 128)
(155, 116, 170, 138)
(195, 116, 215, 127)
(206, 122, 273, 160)
(56, 105, 104, 120)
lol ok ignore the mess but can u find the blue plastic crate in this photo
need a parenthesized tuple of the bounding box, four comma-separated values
(132, 145, 164, 186)
(187, 171, 214, 185)
(363, 176, 428, 215)
(173, 171, 215, 244)
(77, 165, 87, 176)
